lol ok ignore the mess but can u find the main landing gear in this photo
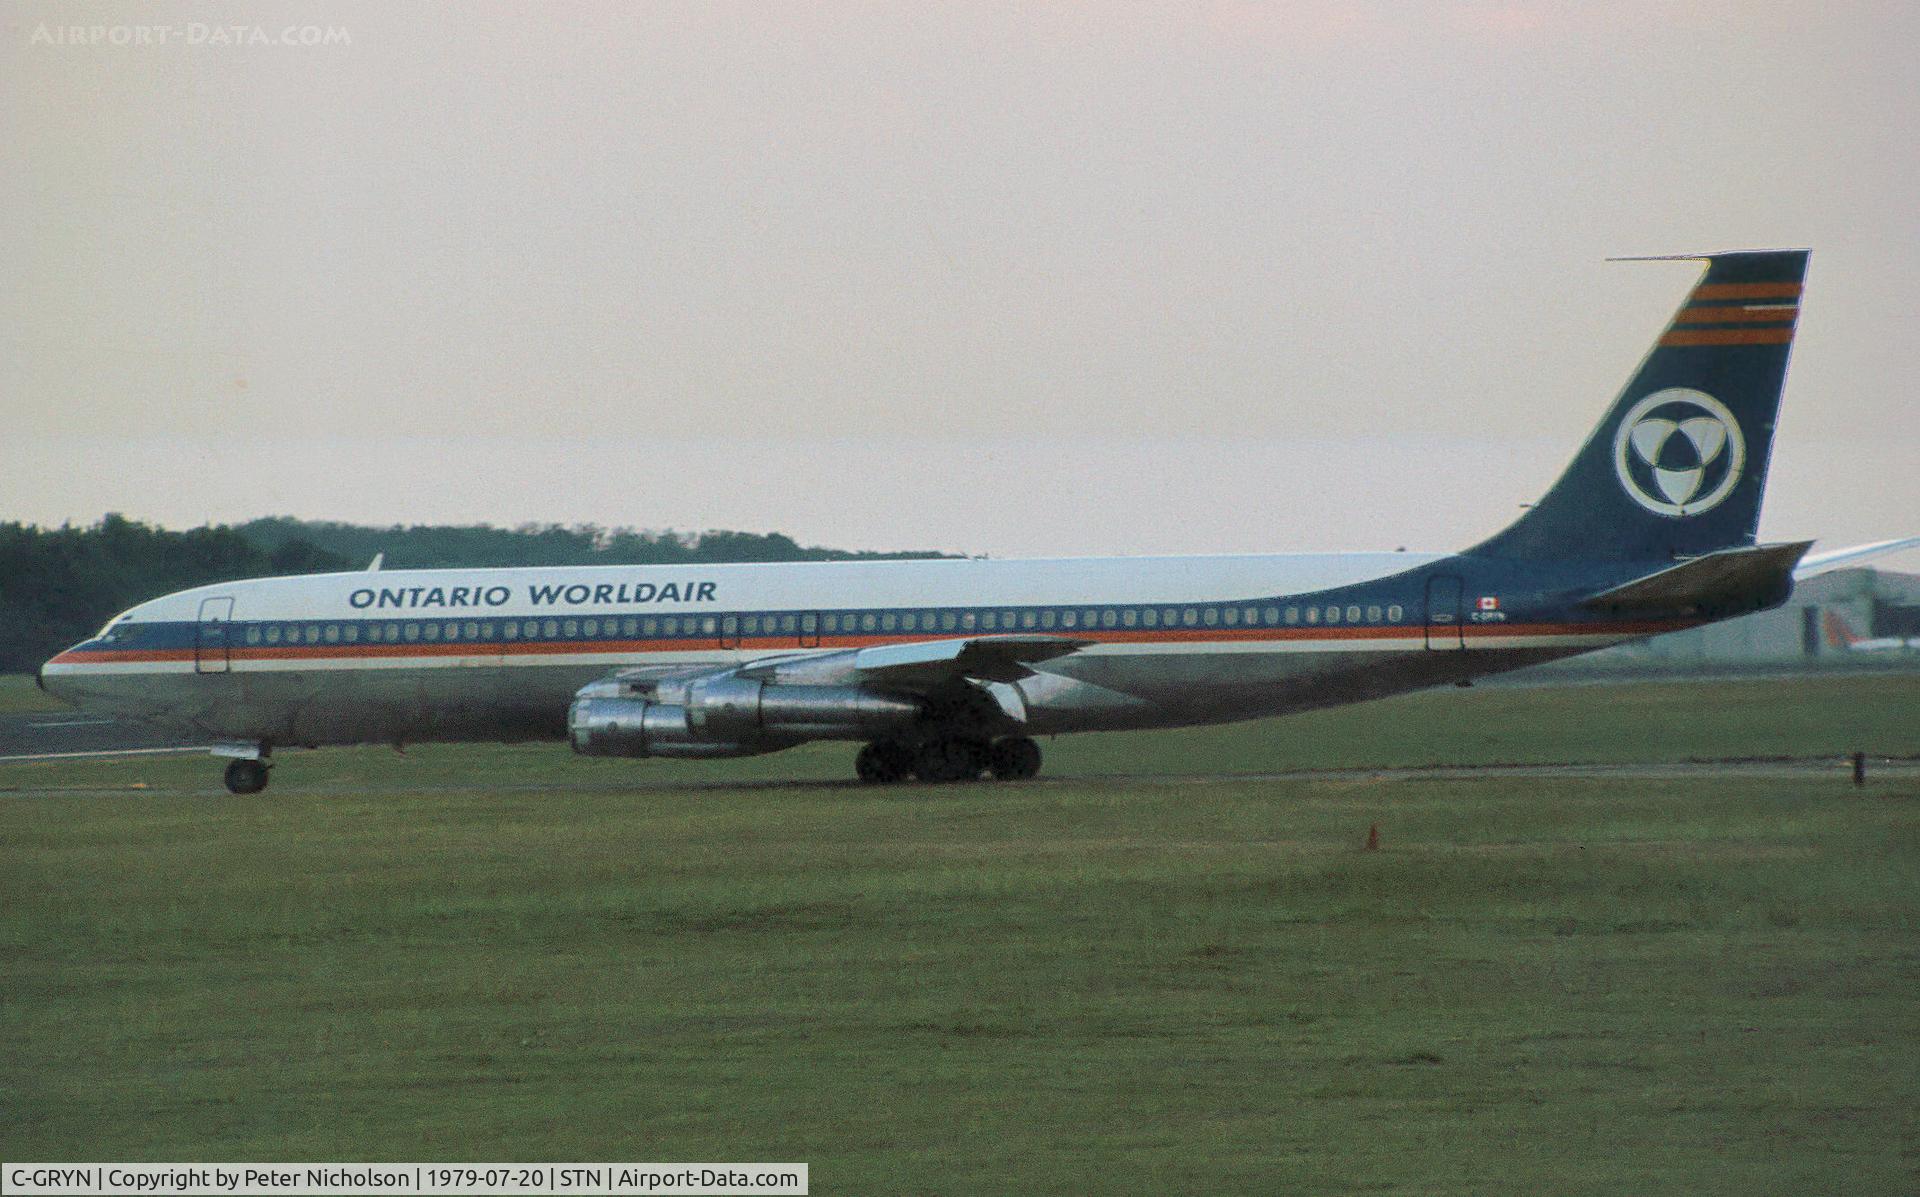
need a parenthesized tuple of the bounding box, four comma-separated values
(856, 735, 1042, 785)
(222, 756, 270, 795)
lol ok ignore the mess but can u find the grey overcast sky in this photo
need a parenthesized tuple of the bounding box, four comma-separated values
(3, 1, 1914, 559)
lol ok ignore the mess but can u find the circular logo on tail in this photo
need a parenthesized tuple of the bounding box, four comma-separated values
(1612, 388, 1745, 517)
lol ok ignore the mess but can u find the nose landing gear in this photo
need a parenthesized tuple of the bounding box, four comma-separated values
(223, 757, 270, 795)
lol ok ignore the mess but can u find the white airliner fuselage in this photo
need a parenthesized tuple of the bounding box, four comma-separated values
(40, 250, 1817, 791)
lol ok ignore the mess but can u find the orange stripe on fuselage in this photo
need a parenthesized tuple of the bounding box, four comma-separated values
(49, 618, 1700, 667)
(1659, 327, 1794, 347)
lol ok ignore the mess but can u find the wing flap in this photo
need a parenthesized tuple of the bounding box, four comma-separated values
(852, 635, 1092, 686)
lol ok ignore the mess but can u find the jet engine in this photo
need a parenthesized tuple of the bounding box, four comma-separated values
(568, 670, 923, 759)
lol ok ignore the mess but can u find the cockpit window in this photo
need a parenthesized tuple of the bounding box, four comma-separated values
(93, 611, 138, 640)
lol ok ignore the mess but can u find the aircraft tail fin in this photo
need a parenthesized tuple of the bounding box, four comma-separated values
(1822, 609, 1861, 651)
(1472, 250, 1808, 562)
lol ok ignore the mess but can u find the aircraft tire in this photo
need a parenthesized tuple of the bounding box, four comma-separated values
(989, 736, 1042, 781)
(856, 741, 912, 784)
(223, 758, 269, 795)
(912, 736, 986, 783)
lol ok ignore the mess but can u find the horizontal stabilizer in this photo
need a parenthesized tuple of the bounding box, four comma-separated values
(1794, 536, 1920, 578)
(1583, 541, 1812, 614)
(851, 635, 1091, 686)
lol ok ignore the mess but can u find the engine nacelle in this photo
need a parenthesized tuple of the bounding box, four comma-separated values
(569, 674, 922, 759)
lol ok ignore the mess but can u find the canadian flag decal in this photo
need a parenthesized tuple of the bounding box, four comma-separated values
(1477, 596, 1500, 611)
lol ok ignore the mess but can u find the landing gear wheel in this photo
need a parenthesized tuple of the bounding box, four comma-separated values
(855, 741, 912, 784)
(989, 736, 1042, 781)
(913, 736, 987, 784)
(223, 758, 269, 795)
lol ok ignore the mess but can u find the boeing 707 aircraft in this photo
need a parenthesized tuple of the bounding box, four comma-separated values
(42, 250, 1815, 792)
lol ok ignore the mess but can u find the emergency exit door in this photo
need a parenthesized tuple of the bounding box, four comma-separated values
(1425, 576, 1464, 650)
(196, 596, 235, 673)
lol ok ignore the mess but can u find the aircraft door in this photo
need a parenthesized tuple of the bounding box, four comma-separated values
(1425, 576, 1464, 650)
(195, 596, 235, 674)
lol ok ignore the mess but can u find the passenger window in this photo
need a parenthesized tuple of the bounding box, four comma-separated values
(1183, 608, 1198, 627)
(881, 613, 897, 632)
(344, 625, 360, 643)
(1264, 606, 1280, 625)
(324, 625, 340, 643)
(981, 612, 996, 630)
(1142, 608, 1158, 628)
(1245, 607, 1258, 625)
(1122, 608, 1137, 628)
(1287, 607, 1299, 624)
(1347, 605, 1361, 623)
(823, 614, 839, 632)
(423, 623, 441, 641)
(1002, 611, 1015, 628)
(903, 612, 919, 631)
(642, 618, 657, 635)
(246, 627, 261, 645)
(1101, 609, 1118, 628)
(503, 621, 519, 640)
(584, 619, 599, 637)
(406, 623, 421, 641)
(861, 613, 878, 632)
(1021, 611, 1037, 629)
(663, 617, 679, 635)
(1326, 606, 1341, 624)
(1164, 608, 1179, 626)
(743, 616, 759, 634)
(1041, 610, 1057, 629)
(780, 614, 797, 633)
(800, 613, 816, 634)
(721, 616, 738, 635)
(1306, 608, 1319, 624)
(1367, 606, 1381, 622)
(264, 625, 281, 644)
(303, 625, 318, 643)
(478, 622, 493, 639)
(961, 611, 976, 630)
(525, 620, 540, 638)
(1083, 609, 1098, 628)
(543, 620, 559, 638)
(941, 612, 958, 631)
(1224, 607, 1240, 626)
(1203, 607, 1219, 626)
(701, 617, 717, 635)
(1062, 611, 1078, 628)
(1388, 604, 1403, 622)
(562, 620, 579, 637)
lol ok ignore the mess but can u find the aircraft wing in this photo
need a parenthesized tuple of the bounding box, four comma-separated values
(1793, 536, 1920, 578)
(848, 634, 1093, 687)
(1583, 541, 1813, 614)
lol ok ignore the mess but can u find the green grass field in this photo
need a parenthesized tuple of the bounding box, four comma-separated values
(3, 675, 1918, 1192)
(0, 674, 69, 714)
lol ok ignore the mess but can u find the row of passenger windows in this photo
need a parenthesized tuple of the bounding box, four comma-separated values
(237, 603, 1409, 647)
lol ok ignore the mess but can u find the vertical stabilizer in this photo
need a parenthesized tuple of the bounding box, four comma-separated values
(1473, 250, 1807, 562)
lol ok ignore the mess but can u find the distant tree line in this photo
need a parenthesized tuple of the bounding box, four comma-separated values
(0, 515, 954, 674)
